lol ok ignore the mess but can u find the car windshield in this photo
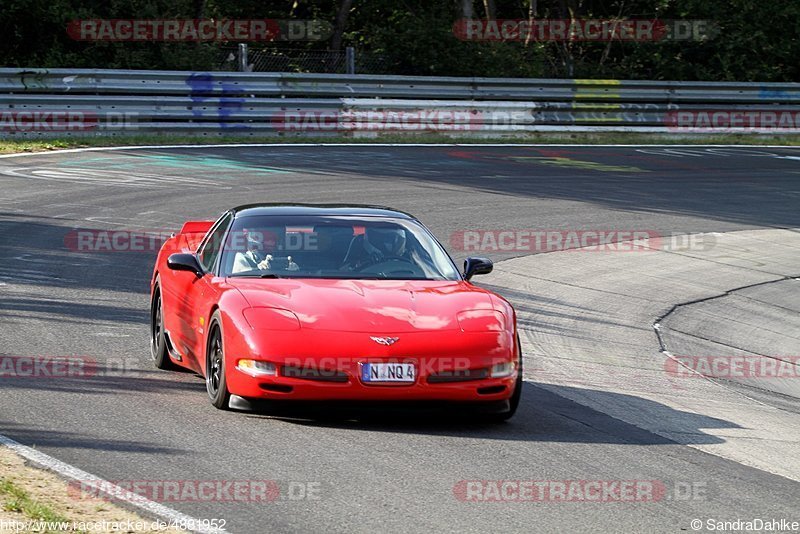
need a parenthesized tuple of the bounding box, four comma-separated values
(219, 215, 461, 281)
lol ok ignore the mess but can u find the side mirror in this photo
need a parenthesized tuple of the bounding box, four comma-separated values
(167, 253, 203, 277)
(464, 257, 493, 280)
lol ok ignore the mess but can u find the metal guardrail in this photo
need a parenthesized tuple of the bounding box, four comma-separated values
(1, 68, 799, 137)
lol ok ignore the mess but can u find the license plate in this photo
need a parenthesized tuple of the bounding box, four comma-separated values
(361, 363, 416, 383)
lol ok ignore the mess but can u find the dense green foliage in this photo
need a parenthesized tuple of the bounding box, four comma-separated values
(2, 0, 798, 80)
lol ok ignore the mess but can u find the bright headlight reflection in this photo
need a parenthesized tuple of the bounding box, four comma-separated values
(237, 359, 277, 377)
(490, 361, 516, 378)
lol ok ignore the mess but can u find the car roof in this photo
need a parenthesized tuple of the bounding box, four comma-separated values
(231, 203, 414, 219)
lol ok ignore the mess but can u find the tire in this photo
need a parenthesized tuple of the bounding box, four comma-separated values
(150, 280, 174, 370)
(206, 311, 231, 410)
(482, 334, 523, 423)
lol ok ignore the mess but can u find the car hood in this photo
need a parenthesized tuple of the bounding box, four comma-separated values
(227, 278, 495, 332)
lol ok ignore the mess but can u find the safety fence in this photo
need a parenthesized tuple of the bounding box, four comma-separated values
(218, 46, 390, 75)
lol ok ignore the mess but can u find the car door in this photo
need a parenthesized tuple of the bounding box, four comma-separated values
(166, 212, 232, 368)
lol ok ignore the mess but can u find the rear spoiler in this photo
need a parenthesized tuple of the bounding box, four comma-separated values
(166, 220, 215, 253)
(179, 220, 214, 235)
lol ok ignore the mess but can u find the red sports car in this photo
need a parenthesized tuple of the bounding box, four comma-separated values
(149, 204, 522, 420)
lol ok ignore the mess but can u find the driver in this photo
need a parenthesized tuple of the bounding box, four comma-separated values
(231, 229, 300, 274)
(365, 227, 406, 260)
(232, 230, 274, 274)
(341, 226, 409, 271)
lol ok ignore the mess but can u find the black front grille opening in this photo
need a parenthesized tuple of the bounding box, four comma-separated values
(260, 383, 294, 393)
(477, 385, 507, 395)
(428, 368, 490, 383)
(281, 366, 349, 383)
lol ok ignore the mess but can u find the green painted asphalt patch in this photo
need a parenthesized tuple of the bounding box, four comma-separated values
(60, 153, 289, 174)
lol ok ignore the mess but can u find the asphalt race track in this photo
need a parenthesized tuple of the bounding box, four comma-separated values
(1, 145, 799, 533)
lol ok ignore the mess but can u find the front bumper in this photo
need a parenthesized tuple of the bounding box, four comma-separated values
(227, 365, 518, 402)
(221, 316, 518, 403)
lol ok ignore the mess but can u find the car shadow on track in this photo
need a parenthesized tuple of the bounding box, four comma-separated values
(0, 367, 204, 396)
(234, 382, 736, 446)
(0, 214, 158, 294)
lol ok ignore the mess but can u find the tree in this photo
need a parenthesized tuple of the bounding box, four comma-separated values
(459, 0, 473, 19)
(482, 0, 496, 19)
(330, 0, 354, 51)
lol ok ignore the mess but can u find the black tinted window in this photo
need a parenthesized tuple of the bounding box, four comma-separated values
(198, 213, 232, 272)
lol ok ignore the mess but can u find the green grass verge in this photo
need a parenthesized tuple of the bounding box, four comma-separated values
(1, 132, 800, 155)
(0, 477, 71, 523)
(0, 133, 800, 154)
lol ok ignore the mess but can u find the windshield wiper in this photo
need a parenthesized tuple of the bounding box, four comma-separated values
(228, 273, 283, 279)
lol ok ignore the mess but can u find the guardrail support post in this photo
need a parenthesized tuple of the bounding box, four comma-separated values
(238, 43, 249, 72)
(346, 47, 355, 75)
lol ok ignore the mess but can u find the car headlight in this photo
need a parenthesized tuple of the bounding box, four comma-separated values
(490, 361, 516, 378)
(242, 307, 301, 331)
(237, 359, 277, 377)
(457, 309, 505, 332)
